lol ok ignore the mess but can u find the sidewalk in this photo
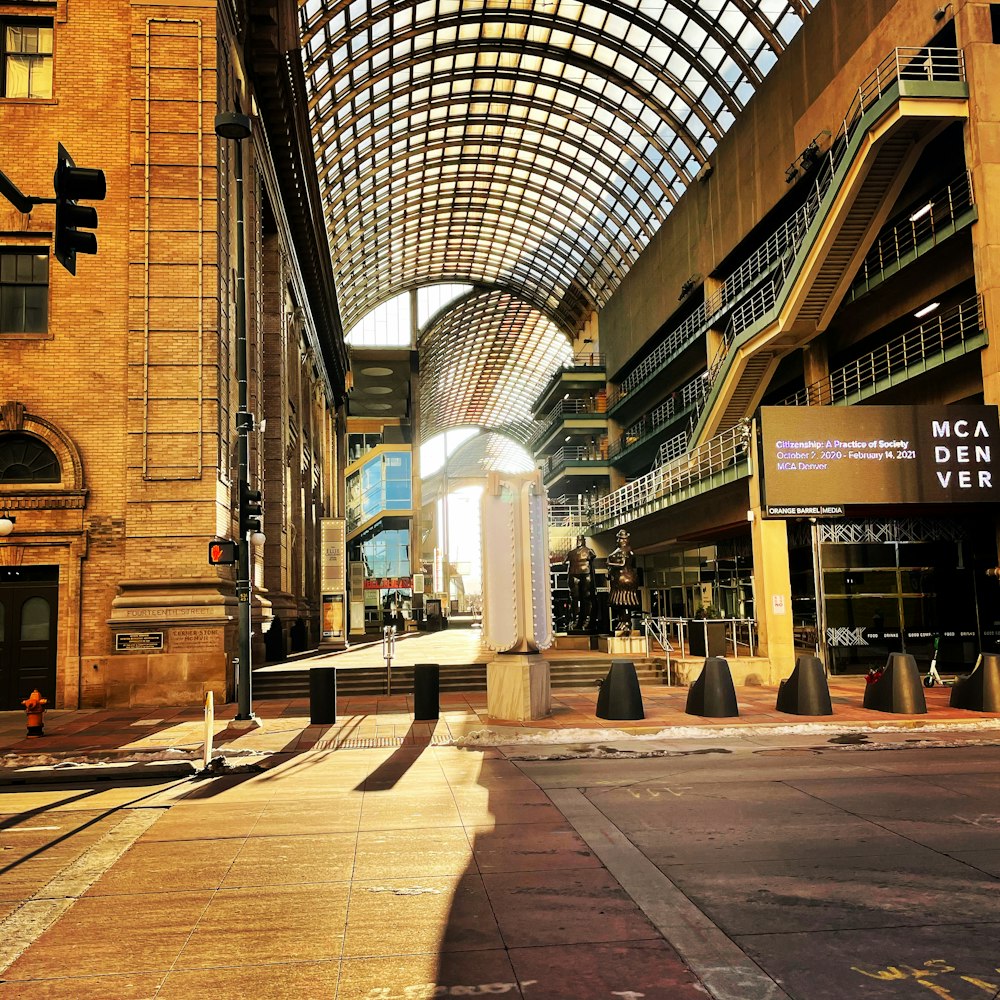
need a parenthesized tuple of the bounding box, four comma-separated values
(1, 675, 996, 772)
(2, 682, 999, 999)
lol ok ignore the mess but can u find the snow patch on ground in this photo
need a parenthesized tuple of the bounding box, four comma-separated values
(451, 719, 1000, 748)
(0, 746, 266, 772)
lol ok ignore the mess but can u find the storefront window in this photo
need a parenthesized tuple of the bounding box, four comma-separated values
(822, 536, 989, 674)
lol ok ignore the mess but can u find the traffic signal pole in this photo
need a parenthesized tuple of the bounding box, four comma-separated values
(232, 126, 254, 723)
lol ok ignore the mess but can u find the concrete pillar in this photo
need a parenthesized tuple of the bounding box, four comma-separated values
(802, 337, 830, 404)
(748, 466, 796, 682)
(956, 4, 1000, 551)
(706, 325, 726, 369)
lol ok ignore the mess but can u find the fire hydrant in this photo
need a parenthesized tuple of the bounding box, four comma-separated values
(22, 689, 47, 737)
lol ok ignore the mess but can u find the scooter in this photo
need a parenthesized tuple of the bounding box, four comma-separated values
(924, 636, 947, 687)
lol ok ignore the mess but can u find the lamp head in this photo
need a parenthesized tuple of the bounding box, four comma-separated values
(214, 111, 252, 141)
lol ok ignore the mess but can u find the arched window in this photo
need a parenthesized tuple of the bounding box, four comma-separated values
(0, 432, 60, 483)
(20, 596, 51, 641)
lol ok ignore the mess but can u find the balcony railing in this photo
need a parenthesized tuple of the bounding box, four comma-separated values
(609, 48, 966, 416)
(548, 500, 592, 529)
(562, 351, 605, 369)
(778, 295, 985, 407)
(530, 398, 607, 448)
(589, 49, 967, 536)
(654, 431, 690, 467)
(849, 171, 974, 299)
(609, 372, 705, 460)
(591, 420, 752, 532)
(543, 445, 610, 478)
(689, 47, 967, 435)
(607, 208, 810, 411)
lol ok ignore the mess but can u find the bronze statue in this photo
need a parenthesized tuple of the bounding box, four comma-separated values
(607, 528, 640, 634)
(565, 535, 596, 630)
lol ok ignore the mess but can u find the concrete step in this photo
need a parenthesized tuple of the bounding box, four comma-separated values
(252, 658, 669, 699)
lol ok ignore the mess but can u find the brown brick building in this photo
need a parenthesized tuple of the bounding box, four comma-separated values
(0, 0, 348, 709)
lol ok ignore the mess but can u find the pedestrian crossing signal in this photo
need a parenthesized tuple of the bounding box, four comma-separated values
(208, 539, 238, 565)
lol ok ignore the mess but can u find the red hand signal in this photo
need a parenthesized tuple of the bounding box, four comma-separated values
(208, 539, 237, 565)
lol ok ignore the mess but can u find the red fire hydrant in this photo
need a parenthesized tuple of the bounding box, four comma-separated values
(22, 689, 47, 737)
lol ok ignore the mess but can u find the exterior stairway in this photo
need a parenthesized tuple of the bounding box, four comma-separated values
(252, 657, 669, 699)
(689, 49, 969, 446)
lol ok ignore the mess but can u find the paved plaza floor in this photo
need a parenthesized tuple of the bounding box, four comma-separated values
(2, 636, 999, 999)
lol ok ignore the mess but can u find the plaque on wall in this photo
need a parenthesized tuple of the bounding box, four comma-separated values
(115, 632, 164, 652)
(170, 627, 225, 653)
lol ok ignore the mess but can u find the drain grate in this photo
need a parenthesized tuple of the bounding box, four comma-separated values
(312, 735, 454, 750)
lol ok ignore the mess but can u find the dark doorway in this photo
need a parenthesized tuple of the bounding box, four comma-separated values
(0, 566, 58, 709)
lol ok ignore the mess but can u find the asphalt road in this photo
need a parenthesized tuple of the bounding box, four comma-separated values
(516, 730, 1000, 1000)
(1, 729, 998, 999)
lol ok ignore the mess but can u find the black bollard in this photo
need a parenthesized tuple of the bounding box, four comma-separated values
(309, 666, 337, 725)
(685, 657, 739, 718)
(596, 660, 644, 720)
(776, 655, 833, 716)
(863, 653, 927, 714)
(413, 662, 440, 721)
(950, 653, 1000, 712)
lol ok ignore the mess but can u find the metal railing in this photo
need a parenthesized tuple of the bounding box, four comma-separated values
(654, 430, 689, 467)
(593, 48, 966, 532)
(610, 49, 965, 414)
(548, 500, 591, 529)
(530, 397, 607, 448)
(849, 171, 974, 298)
(544, 444, 609, 477)
(607, 211, 808, 411)
(641, 617, 674, 684)
(609, 372, 705, 460)
(562, 351, 606, 369)
(778, 295, 985, 407)
(689, 47, 967, 433)
(652, 617, 758, 661)
(592, 420, 752, 530)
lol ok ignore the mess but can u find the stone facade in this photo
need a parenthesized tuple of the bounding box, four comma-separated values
(0, 0, 344, 708)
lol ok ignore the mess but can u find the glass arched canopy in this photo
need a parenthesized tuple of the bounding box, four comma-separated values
(419, 288, 573, 443)
(421, 428, 536, 478)
(300, 0, 819, 336)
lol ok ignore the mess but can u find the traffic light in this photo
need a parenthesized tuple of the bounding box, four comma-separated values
(208, 538, 238, 565)
(239, 482, 263, 536)
(53, 143, 106, 275)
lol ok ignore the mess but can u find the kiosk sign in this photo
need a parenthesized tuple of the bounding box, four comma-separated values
(760, 405, 1000, 513)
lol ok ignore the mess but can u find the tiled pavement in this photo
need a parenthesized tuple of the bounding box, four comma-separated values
(1, 675, 994, 759)
(0, 746, 708, 999)
(2, 647, 1000, 999)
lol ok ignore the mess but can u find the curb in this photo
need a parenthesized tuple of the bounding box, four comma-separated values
(0, 759, 199, 786)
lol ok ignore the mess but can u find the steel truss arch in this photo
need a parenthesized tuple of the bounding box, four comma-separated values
(328, 152, 654, 255)
(303, 0, 768, 109)
(418, 288, 574, 444)
(316, 64, 699, 187)
(306, 17, 727, 146)
(322, 115, 672, 229)
(301, 0, 818, 420)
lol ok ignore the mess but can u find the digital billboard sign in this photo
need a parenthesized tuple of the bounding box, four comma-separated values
(759, 405, 1000, 516)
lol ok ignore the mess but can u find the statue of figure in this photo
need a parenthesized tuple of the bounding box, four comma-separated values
(565, 535, 596, 630)
(607, 528, 640, 635)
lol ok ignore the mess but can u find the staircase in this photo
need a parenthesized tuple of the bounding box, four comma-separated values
(690, 48, 969, 446)
(252, 657, 670, 699)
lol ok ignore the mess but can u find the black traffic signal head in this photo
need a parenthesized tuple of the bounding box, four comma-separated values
(239, 482, 263, 536)
(208, 538, 238, 565)
(54, 143, 106, 275)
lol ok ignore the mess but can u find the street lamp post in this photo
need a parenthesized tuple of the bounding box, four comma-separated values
(215, 111, 256, 723)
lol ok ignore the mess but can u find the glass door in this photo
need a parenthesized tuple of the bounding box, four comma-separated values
(0, 567, 58, 709)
